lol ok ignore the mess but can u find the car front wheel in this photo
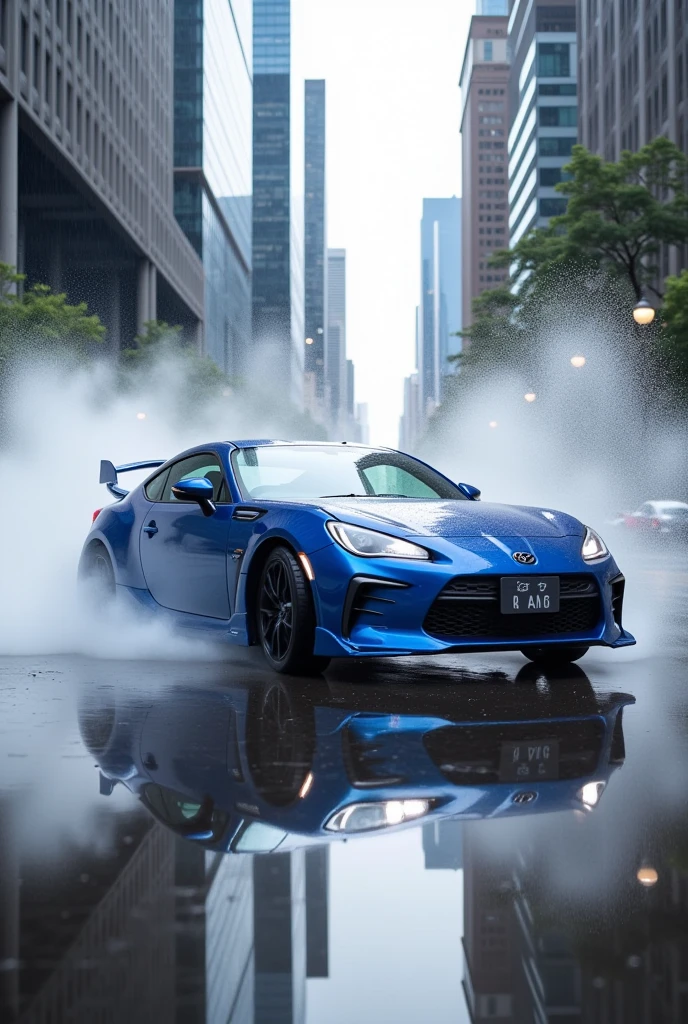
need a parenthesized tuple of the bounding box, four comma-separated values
(520, 645, 589, 666)
(257, 546, 330, 676)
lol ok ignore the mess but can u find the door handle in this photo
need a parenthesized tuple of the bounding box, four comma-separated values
(143, 521, 158, 536)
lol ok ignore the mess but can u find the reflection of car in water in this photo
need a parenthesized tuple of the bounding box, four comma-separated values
(79, 668, 634, 854)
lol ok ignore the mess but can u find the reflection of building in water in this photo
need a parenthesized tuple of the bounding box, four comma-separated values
(3, 810, 329, 1024)
(423, 820, 463, 871)
(462, 821, 688, 1022)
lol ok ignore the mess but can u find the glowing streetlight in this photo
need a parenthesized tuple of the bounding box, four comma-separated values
(489, 420, 498, 429)
(570, 355, 586, 368)
(136, 412, 147, 420)
(636, 866, 658, 887)
(632, 297, 656, 326)
(524, 392, 536, 403)
(305, 337, 314, 345)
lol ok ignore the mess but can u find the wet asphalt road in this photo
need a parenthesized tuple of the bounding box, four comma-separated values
(1, 546, 688, 1024)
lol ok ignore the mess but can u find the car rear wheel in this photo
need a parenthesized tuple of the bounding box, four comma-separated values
(520, 645, 589, 666)
(80, 544, 116, 603)
(257, 546, 330, 676)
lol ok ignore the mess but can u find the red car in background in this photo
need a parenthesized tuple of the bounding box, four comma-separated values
(612, 500, 688, 538)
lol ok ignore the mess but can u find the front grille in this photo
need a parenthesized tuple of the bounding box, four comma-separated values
(423, 574, 601, 640)
(424, 719, 605, 784)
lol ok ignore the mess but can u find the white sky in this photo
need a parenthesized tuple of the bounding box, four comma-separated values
(292, 0, 474, 447)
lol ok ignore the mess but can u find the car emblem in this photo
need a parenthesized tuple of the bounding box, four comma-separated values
(512, 551, 537, 565)
(512, 791, 537, 805)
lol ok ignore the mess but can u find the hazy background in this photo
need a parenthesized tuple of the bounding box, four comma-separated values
(293, 0, 472, 446)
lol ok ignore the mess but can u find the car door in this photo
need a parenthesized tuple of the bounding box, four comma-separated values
(139, 452, 233, 618)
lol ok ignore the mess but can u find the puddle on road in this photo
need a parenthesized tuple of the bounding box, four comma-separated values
(0, 652, 686, 1023)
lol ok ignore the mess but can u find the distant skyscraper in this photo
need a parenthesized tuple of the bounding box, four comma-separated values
(422, 820, 464, 870)
(399, 369, 420, 452)
(327, 248, 347, 432)
(507, 2, 577, 259)
(252, 0, 305, 407)
(578, 0, 688, 281)
(304, 81, 327, 421)
(418, 197, 462, 418)
(459, 11, 510, 330)
(174, 0, 252, 376)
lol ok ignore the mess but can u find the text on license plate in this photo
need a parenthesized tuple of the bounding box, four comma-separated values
(500, 576, 560, 614)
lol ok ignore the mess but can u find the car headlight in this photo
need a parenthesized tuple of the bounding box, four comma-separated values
(578, 781, 605, 808)
(325, 799, 431, 833)
(581, 526, 609, 561)
(326, 521, 430, 560)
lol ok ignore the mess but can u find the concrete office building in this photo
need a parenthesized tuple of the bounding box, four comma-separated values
(418, 197, 462, 417)
(326, 247, 347, 432)
(304, 79, 327, 422)
(173, 0, 252, 376)
(577, 0, 688, 279)
(252, 0, 305, 408)
(0, 0, 203, 350)
(507, 1, 578, 254)
(459, 9, 510, 331)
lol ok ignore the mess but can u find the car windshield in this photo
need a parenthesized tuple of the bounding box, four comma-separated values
(231, 445, 464, 501)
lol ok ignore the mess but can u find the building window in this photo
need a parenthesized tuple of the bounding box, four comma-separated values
(539, 136, 575, 156)
(540, 105, 577, 126)
(483, 41, 493, 61)
(537, 43, 571, 77)
(539, 83, 577, 96)
(540, 197, 568, 217)
(20, 16, 28, 74)
(536, 5, 576, 32)
(540, 167, 568, 186)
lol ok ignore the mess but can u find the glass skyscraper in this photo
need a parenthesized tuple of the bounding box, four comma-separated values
(252, 0, 305, 407)
(418, 197, 462, 416)
(174, 0, 253, 376)
(304, 80, 327, 418)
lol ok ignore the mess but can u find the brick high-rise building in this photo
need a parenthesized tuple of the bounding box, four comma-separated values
(459, 8, 510, 331)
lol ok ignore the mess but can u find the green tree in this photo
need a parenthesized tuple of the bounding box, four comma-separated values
(660, 269, 688, 395)
(494, 137, 688, 304)
(0, 263, 105, 373)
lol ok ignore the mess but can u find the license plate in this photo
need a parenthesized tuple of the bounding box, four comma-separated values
(499, 739, 560, 782)
(500, 576, 560, 614)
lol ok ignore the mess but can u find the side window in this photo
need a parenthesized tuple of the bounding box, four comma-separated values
(161, 453, 229, 503)
(145, 468, 169, 502)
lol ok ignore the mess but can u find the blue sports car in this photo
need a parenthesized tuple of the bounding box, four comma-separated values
(79, 440, 635, 674)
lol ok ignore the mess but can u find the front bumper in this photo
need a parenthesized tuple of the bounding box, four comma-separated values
(310, 534, 636, 658)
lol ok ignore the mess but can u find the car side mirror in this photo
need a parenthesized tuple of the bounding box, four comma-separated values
(171, 477, 216, 517)
(458, 482, 481, 501)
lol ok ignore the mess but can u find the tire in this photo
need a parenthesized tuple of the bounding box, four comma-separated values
(256, 546, 330, 675)
(520, 645, 589, 666)
(80, 544, 116, 603)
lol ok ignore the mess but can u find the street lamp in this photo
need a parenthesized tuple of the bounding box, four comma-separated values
(632, 297, 656, 326)
(524, 392, 536, 403)
(305, 337, 314, 345)
(136, 412, 147, 420)
(636, 865, 658, 887)
(570, 355, 586, 368)
(489, 420, 498, 428)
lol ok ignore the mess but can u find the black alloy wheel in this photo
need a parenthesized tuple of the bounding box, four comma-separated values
(520, 645, 589, 666)
(257, 546, 330, 675)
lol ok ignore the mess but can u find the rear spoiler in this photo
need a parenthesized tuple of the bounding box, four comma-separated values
(99, 459, 166, 499)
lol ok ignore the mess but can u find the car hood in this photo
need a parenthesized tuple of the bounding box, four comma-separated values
(319, 498, 584, 539)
